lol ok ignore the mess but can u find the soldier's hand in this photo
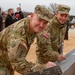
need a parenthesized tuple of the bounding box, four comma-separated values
(31, 64, 46, 74)
(57, 54, 66, 61)
(45, 61, 56, 68)
(31, 62, 56, 74)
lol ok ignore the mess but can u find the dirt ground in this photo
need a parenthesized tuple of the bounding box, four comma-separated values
(64, 29, 75, 55)
(14, 29, 75, 75)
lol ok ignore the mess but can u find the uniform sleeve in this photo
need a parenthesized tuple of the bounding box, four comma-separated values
(36, 24, 59, 63)
(7, 38, 35, 74)
(7, 36, 46, 74)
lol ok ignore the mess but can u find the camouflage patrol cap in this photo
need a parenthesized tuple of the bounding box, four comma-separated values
(35, 5, 53, 21)
(58, 4, 70, 14)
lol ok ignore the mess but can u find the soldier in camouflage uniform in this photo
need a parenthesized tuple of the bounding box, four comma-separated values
(0, 5, 56, 75)
(36, 4, 70, 64)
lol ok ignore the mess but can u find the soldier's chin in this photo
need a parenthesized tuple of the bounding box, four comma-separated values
(60, 21, 65, 24)
(35, 29, 43, 33)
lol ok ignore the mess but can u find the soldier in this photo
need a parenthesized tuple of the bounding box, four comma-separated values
(36, 4, 71, 64)
(0, 5, 56, 75)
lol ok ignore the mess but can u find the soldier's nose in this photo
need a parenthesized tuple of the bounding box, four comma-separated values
(40, 22, 44, 27)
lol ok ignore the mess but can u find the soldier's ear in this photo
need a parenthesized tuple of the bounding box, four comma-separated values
(55, 11, 58, 17)
(30, 13, 34, 22)
(30, 13, 34, 18)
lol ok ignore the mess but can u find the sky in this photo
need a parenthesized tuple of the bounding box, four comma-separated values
(0, 0, 75, 15)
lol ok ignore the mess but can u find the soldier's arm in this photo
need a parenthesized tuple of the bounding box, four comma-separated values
(36, 25, 59, 63)
(7, 37, 47, 74)
(7, 38, 35, 74)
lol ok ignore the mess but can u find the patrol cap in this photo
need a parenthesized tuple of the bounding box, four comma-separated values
(35, 5, 53, 21)
(57, 4, 70, 14)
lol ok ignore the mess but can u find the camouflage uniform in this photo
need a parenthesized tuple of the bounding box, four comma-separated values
(36, 5, 70, 64)
(0, 17, 36, 75)
(0, 5, 53, 75)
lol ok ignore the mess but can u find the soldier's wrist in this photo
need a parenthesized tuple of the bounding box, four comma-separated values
(31, 64, 46, 73)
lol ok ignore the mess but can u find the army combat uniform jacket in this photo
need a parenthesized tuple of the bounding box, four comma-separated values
(36, 16, 66, 64)
(0, 17, 44, 75)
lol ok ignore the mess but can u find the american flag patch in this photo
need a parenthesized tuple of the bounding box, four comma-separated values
(42, 33, 49, 38)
